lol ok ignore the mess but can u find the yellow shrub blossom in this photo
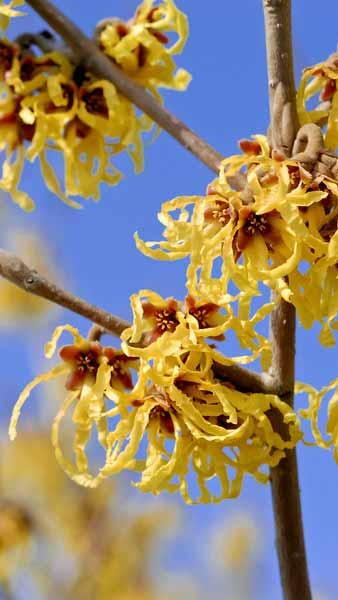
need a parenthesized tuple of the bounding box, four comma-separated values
(0, 0, 24, 30)
(97, 0, 191, 103)
(0, 42, 149, 208)
(78, 294, 298, 501)
(9, 304, 301, 501)
(121, 289, 273, 368)
(0, 2, 190, 210)
(297, 53, 338, 149)
(135, 135, 338, 344)
(9, 325, 139, 485)
(96, 338, 301, 503)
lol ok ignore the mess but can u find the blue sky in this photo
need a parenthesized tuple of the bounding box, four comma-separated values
(1, 1, 338, 598)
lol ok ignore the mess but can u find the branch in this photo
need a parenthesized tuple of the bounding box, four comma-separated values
(0, 249, 129, 337)
(263, 2, 312, 599)
(264, 0, 298, 154)
(213, 362, 275, 394)
(25, 0, 223, 174)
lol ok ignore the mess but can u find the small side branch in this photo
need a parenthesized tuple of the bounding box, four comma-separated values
(25, 0, 223, 174)
(0, 249, 129, 337)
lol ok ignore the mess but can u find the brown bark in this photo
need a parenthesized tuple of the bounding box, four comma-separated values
(263, 1, 312, 598)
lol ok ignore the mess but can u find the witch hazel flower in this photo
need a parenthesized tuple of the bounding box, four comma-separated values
(135, 132, 338, 344)
(120, 289, 271, 365)
(91, 338, 301, 502)
(9, 325, 138, 486)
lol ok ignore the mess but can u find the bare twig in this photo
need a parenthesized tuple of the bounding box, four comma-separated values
(263, 1, 312, 599)
(25, 0, 223, 174)
(0, 249, 129, 337)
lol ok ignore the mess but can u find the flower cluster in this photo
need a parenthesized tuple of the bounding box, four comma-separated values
(0, 0, 190, 209)
(9, 299, 301, 503)
(0, 40, 144, 208)
(96, 0, 190, 101)
(122, 289, 273, 368)
(110, 293, 300, 503)
(136, 132, 338, 344)
(9, 325, 139, 486)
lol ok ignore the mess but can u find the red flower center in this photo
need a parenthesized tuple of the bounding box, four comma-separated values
(149, 405, 174, 434)
(82, 88, 109, 118)
(243, 212, 271, 237)
(76, 350, 99, 374)
(155, 309, 179, 333)
(204, 201, 232, 226)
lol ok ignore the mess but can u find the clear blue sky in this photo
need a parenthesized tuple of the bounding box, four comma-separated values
(2, 2, 338, 598)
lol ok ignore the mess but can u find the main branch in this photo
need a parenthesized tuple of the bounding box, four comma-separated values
(25, 0, 223, 173)
(263, 1, 312, 599)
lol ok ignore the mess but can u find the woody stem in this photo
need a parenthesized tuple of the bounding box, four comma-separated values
(263, 1, 312, 599)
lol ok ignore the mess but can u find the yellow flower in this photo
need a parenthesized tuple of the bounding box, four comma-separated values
(98, 0, 191, 100)
(121, 289, 272, 367)
(0, 3, 190, 209)
(135, 135, 338, 344)
(0, 40, 157, 208)
(297, 53, 338, 149)
(95, 340, 301, 503)
(8, 309, 301, 501)
(0, 44, 72, 209)
(0, 0, 24, 30)
(9, 325, 139, 486)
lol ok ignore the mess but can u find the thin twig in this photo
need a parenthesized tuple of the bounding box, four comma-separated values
(25, 0, 223, 174)
(0, 249, 129, 337)
(263, 1, 312, 599)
